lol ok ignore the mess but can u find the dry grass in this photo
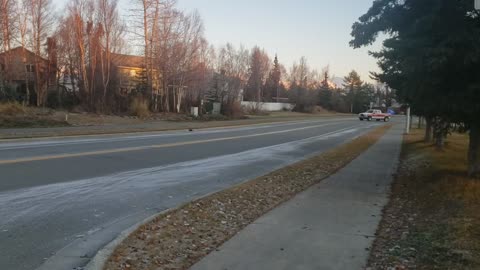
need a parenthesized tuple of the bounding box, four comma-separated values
(104, 124, 392, 270)
(129, 98, 151, 119)
(0, 102, 349, 133)
(0, 102, 69, 128)
(368, 129, 480, 270)
(0, 102, 27, 116)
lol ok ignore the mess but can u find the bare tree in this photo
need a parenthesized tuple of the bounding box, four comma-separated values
(131, 0, 174, 109)
(16, 0, 31, 104)
(0, 0, 16, 87)
(151, 0, 178, 112)
(215, 43, 249, 115)
(86, 20, 99, 109)
(245, 46, 270, 102)
(96, 0, 124, 109)
(288, 57, 320, 112)
(27, 0, 54, 106)
(56, 15, 79, 97)
(67, 0, 94, 105)
(0, 0, 15, 53)
(151, 7, 205, 112)
(167, 10, 204, 112)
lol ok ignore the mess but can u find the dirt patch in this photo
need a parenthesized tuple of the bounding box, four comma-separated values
(103, 124, 391, 270)
(367, 129, 480, 270)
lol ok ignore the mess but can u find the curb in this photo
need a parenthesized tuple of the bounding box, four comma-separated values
(85, 187, 228, 270)
(85, 207, 176, 270)
(85, 216, 154, 270)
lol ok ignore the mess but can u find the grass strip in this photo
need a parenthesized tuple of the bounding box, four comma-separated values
(105, 124, 392, 270)
(367, 129, 480, 270)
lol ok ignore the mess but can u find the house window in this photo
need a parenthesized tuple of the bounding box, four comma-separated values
(25, 64, 35, 72)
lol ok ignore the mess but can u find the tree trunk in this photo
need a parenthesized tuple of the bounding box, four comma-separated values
(418, 116, 423, 129)
(165, 83, 170, 112)
(434, 118, 447, 150)
(468, 123, 480, 177)
(57, 71, 61, 107)
(425, 117, 433, 142)
(435, 131, 445, 150)
(25, 69, 30, 106)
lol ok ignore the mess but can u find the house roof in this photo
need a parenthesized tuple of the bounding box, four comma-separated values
(0, 46, 48, 62)
(111, 53, 145, 68)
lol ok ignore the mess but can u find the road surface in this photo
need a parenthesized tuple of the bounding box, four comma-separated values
(0, 117, 389, 270)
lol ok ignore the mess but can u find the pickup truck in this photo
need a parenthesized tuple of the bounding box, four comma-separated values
(359, 109, 391, 122)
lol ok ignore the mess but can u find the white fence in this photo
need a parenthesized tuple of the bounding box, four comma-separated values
(241, 101, 294, 112)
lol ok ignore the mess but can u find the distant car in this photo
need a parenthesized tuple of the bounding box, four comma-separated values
(359, 109, 390, 122)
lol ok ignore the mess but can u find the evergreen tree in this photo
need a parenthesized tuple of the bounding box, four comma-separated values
(264, 54, 282, 102)
(318, 69, 332, 109)
(351, 0, 480, 176)
(343, 70, 364, 113)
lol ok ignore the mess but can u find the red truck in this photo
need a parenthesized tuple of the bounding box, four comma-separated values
(358, 109, 391, 122)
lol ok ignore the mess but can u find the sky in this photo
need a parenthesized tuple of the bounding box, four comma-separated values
(175, 0, 383, 82)
(53, 0, 383, 82)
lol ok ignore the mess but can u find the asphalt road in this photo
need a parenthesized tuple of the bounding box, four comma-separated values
(0, 117, 390, 270)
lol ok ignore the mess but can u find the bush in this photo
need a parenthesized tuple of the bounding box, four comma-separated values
(243, 103, 270, 116)
(222, 101, 245, 118)
(203, 101, 214, 114)
(0, 102, 27, 116)
(306, 105, 330, 114)
(129, 97, 150, 119)
(0, 85, 19, 102)
(46, 89, 80, 110)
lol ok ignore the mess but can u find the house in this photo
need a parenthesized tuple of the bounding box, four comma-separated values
(111, 53, 159, 96)
(0, 48, 161, 100)
(0, 47, 55, 82)
(0, 47, 56, 103)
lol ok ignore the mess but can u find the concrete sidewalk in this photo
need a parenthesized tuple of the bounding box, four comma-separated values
(191, 124, 403, 270)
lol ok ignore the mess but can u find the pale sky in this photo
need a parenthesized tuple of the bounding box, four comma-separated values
(52, 0, 383, 82)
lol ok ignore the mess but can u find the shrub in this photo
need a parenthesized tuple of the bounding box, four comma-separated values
(46, 89, 80, 110)
(0, 102, 27, 116)
(129, 97, 150, 119)
(243, 103, 270, 116)
(222, 101, 245, 118)
(0, 84, 19, 102)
